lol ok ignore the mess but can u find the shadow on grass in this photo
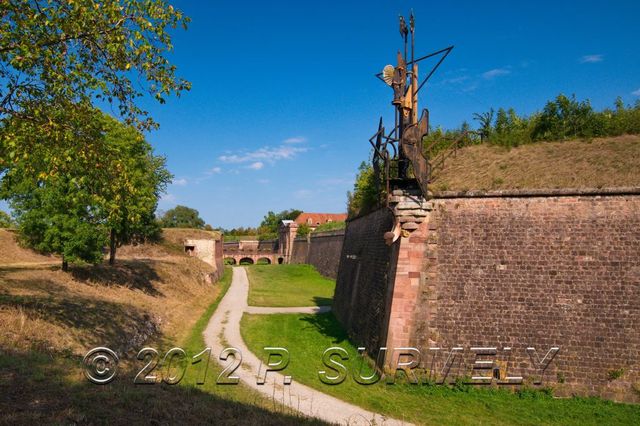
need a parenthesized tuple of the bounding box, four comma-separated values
(0, 348, 324, 425)
(298, 312, 349, 345)
(0, 290, 157, 354)
(70, 260, 162, 297)
(312, 296, 333, 306)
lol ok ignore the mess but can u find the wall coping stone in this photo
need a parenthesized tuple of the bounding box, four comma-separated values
(432, 186, 640, 199)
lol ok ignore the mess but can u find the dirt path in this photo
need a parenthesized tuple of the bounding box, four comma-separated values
(203, 267, 409, 425)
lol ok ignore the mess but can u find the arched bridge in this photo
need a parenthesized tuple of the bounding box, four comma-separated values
(223, 240, 284, 265)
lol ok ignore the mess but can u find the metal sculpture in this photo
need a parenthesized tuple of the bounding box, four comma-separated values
(369, 11, 454, 199)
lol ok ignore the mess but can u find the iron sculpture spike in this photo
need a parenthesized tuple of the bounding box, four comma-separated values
(371, 12, 454, 198)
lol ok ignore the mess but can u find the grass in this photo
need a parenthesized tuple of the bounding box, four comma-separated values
(0, 231, 324, 424)
(312, 221, 346, 233)
(245, 264, 335, 307)
(176, 266, 324, 424)
(431, 134, 640, 193)
(241, 312, 640, 425)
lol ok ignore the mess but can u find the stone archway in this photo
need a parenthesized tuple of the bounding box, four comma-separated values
(224, 258, 237, 265)
(239, 257, 254, 265)
(257, 257, 271, 265)
(277, 257, 284, 264)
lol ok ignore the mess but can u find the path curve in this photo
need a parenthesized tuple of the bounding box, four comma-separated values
(204, 267, 409, 425)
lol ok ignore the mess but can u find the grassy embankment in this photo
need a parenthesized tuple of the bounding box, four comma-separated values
(431, 134, 640, 193)
(246, 264, 335, 307)
(240, 265, 640, 426)
(0, 229, 322, 424)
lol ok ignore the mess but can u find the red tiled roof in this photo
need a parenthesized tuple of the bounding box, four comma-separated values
(294, 213, 347, 226)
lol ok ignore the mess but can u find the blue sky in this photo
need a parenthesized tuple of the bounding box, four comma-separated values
(3, 1, 640, 228)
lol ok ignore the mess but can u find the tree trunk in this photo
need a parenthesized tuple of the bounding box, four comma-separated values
(109, 228, 116, 266)
(62, 257, 68, 272)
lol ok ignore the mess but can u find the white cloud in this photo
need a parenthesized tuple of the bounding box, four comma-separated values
(257, 178, 270, 184)
(632, 88, 640, 96)
(318, 177, 352, 186)
(580, 54, 603, 63)
(247, 161, 264, 170)
(283, 136, 306, 144)
(294, 189, 312, 199)
(173, 178, 188, 186)
(160, 193, 176, 203)
(482, 68, 511, 79)
(210, 167, 222, 174)
(441, 75, 470, 85)
(219, 145, 307, 164)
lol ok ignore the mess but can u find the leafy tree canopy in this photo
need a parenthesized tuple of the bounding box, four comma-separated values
(258, 209, 302, 235)
(347, 161, 379, 219)
(0, 0, 190, 131)
(0, 210, 14, 228)
(2, 108, 171, 269)
(159, 205, 205, 229)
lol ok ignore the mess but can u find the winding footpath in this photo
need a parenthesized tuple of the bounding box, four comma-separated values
(203, 267, 409, 425)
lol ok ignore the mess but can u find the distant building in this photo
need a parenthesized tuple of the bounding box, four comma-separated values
(294, 213, 347, 230)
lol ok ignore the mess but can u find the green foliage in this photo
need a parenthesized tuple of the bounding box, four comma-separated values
(347, 161, 380, 218)
(532, 95, 595, 141)
(296, 223, 311, 238)
(0, 0, 190, 131)
(0, 210, 14, 228)
(313, 220, 345, 233)
(607, 368, 625, 381)
(159, 205, 205, 229)
(472, 108, 494, 142)
(1, 108, 170, 267)
(257, 232, 277, 241)
(100, 115, 171, 261)
(463, 95, 640, 149)
(258, 209, 302, 235)
(11, 175, 108, 267)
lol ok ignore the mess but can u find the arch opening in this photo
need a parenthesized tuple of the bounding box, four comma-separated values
(239, 257, 254, 265)
(257, 257, 271, 265)
(224, 258, 237, 265)
(277, 257, 284, 264)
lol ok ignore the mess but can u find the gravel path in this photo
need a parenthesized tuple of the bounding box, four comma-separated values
(203, 267, 410, 425)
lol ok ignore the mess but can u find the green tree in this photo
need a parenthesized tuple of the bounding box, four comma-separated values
(10, 174, 108, 271)
(347, 161, 379, 218)
(100, 115, 171, 264)
(473, 108, 494, 142)
(0, 0, 190, 131)
(2, 108, 169, 269)
(160, 205, 205, 229)
(296, 223, 310, 238)
(0, 210, 14, 228)
(258, 209, 302, 235)
(1, 104, 108, 270)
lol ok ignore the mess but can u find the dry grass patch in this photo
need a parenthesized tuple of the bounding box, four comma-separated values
(0, 234, 323, 424)
(432, 135, 640, 192)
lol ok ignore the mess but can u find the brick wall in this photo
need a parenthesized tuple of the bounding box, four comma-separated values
(334, 190, 640, 401)
(291, 238, 309, 264)
(290, 230, 346, 279)
(414, 194, 640, 401)
(306, 230, 345, 279)
(333, 208, 396, 354)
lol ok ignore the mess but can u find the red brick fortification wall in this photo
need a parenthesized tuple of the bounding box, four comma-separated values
(333, 208, 396, 354)
(290, 238, 309, 264)
(386, 190, 640, 402)
(307, 230, 345, 279)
